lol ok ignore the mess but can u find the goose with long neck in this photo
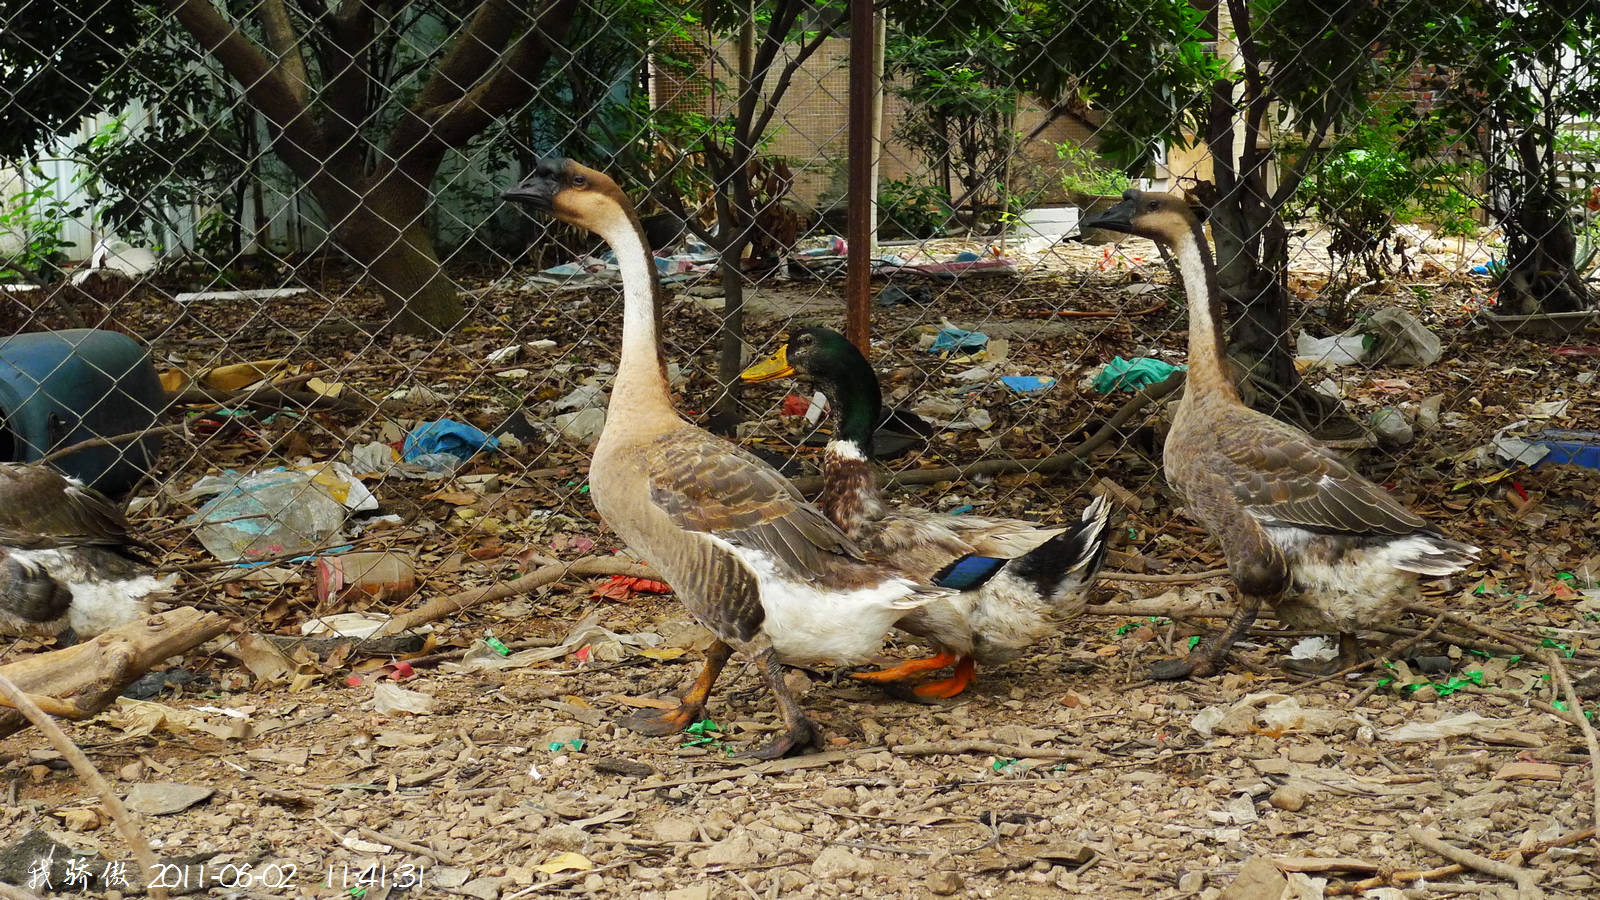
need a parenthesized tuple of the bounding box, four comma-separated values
(0, 463, 170, 641)
(1080, 190, 1479, 679)
(502, 160, 948, 757)
(742, 327, 1112, 697)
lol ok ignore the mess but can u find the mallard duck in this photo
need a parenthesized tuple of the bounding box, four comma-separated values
(1079, 191, 1480, 679)
(502, 160, 950, 757)
(741, 326, 1112, 697)
(0, 463, 168, 641)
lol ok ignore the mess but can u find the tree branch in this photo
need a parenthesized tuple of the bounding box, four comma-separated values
(318, 0, 377, 163)
(162, 0, 325, 180)
(749, 5, 852, 144)
(393, 0, 579, 169)
(258, 0, 311, 106)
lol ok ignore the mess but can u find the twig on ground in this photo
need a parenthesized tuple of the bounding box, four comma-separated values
(1098, 568, 1229, 584)
(1328, 827, 1594, 895)
(373, 555, 658, 636)
(1084, 597, 1236, 619)
(635, 748, 874, 792)
(42, 423, 191, 464)
(355, 827, 459, 866)
(0, 689, 88, 719)
(1543, 650, 1600, 838)
(0, 672, 168, 900)
(1406, 826, 1543, 898)
(890, 740, 1097, 762)
(1290, 613, 1446, 698)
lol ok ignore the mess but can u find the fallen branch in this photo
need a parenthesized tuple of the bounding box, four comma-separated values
(1544, 650, 1600, 838)
(373, 555, 659, 637)
(41, 423, 191, 464)
(0, 607, 234, 740)
(789, 371, 1183, 494)
(0, 689, 88, 719)
(633, 748, 874, 792)
(1097, 567, 1229, 585)
(890, 740, 1098, 762)
(0, 672, 168, 900)
(1406, 826, 1543, 898)
(1328, 828, 1593, 895)
(355, 827, 460, 866)
(1084, 598, 1238, 619)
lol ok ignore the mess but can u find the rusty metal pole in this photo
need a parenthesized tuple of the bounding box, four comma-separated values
(845, 0, 875, 356)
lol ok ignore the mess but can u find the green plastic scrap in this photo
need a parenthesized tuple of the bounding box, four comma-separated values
(1188, 635, 1202, 650)
(1092, 356, 1186, 394)
(1540, 638, 1576, 658)
(548, 738, 585, 752)
(483, 635, 511, 656)
(992, 758, 1019, 772)
(682, 719, 723, 748)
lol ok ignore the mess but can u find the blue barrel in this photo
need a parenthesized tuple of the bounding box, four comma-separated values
(0, 329, 166, 493)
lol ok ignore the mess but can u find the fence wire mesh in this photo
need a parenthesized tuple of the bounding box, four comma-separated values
(0, 1, 1597, 690)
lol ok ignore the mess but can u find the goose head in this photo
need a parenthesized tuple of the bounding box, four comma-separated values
(502, 158, 634, 240)
(1078, 189, 1202, 244)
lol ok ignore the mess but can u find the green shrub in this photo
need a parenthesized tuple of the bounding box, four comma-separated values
(879, 178, 954, 239)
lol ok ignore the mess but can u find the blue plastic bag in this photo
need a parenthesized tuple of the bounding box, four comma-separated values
(403, 419, 500, 462)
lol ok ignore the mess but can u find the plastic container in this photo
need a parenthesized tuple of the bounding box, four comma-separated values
(315, 551, 417, 604)
(0, 329, 165, 493)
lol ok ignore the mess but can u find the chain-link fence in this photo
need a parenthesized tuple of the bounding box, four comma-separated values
(1, 0, 1596, 663)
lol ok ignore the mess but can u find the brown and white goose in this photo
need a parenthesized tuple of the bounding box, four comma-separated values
(742, 326, 1112, 697)
(1080, 191, 1479, 679)
(0, 463, 167, 641)
(503, 160, 947, 757)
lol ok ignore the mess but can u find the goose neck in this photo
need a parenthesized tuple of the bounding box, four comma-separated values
(1171, 223, 1238, 401)
(602, 217, 674, 415)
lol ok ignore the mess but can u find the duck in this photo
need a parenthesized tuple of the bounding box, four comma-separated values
(741, 326, 1113, 697)
(0, 463, 169, 642)
(502, 159, 951, 758)
(1079, 190, 1480, 679)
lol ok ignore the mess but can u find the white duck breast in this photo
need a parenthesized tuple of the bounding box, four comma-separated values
(1, 547, 169, 638)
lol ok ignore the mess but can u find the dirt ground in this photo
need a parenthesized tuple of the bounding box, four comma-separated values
(2, 231, 1598, 899)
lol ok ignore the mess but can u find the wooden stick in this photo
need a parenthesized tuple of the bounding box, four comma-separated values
(1084, 598, 1239, 619)
(41, 423, 191, 463)
(373, 556, 659, 637)
(0, 690, 88, 719)
(1099, 567, 1229, 584)
(0, 672, 168, 900)
(354, 827, 460, 866)
(1544, 650, 1600, 840)
(891, 740, 1097, 762)
(1406, 826, 1542, 897)
(1328, 828, 1593, 895)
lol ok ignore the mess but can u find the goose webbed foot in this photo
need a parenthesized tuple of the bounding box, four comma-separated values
(734, 649, 818, 760)
(912, 656, 977, 699)
(617, 640, 731, 737)
(851, 650, 958, 684)
(1148, 594, 1262, 681)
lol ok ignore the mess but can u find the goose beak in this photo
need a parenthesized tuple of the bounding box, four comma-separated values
(740, 346, 794, 383)
(501, 158, 567, 211)
(1077, 192, 1140, 235)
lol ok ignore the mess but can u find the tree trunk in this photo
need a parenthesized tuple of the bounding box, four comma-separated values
(1209, 196, 1362, 440)
(707, 248, 747, 437)
(325, 185, 465, 335)
(1498, 131, 1592, 316)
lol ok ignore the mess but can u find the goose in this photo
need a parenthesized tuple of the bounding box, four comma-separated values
(1079, 191, 1479, 678)
(741, 326, 1112, 697)
(502, 160, 950, 757)
(0, 463, 169, 642)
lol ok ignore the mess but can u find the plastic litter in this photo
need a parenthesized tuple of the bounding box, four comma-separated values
(1380, 711, 1508, 742)
(403, 418, 500, 462)
(187, 468, 353, 562)
(1000, 375, 1056, 394)
(1295, 332, 1367, 367)
(1092, 356, 1185, 393)
(1287, 636, 1338, 662)
(553, 409, 607, 445)
(315, 551, 417, 604)
(371, 682, 434, 715)
(930, 325, 989, 354)
(1370, 408, 1415, 446)
(1364, 307, 1442, 365)
(1533, 429, 1600, 470)
(1191, 692, 1350, 737)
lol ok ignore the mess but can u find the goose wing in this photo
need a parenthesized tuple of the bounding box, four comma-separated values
(0, 464, 134, 550)
(1219, 416, 1425, 536)
(0, 548, 72, 636)
(644, 429, 917, 641)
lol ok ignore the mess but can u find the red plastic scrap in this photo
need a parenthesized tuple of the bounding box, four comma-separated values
(781, 394, 811, 416)
(591, 574, 674, 600)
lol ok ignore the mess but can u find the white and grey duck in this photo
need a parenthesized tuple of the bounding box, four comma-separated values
(502, 160, 952, 757)
(0, 463, 169, 642)
(1080, 191, 1480, 679)
(741, 326, 1112, 697)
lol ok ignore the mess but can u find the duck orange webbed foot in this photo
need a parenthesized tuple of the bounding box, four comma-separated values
(851, 651, 958, 684)
(618, 640, 731, 737)
(911, 657, 976, 699)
